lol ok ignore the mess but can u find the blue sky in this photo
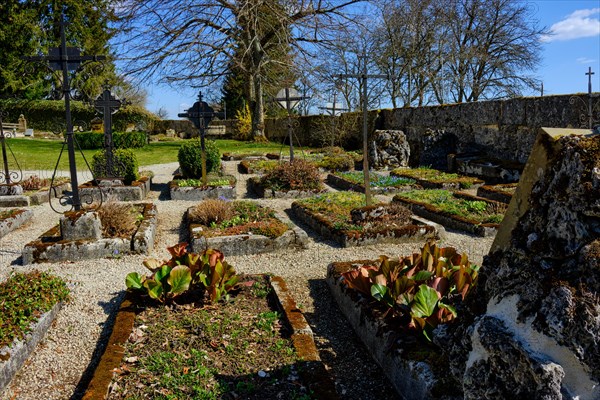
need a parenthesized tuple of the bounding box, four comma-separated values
(144, 0, 600, 119)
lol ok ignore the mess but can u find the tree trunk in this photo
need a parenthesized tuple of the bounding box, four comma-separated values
(251, 74, 266, 140)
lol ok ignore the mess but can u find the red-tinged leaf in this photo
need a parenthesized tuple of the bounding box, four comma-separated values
(430, 277, 449, 297)
(167, 242, 188, 258)
(341, 266, 377, 295)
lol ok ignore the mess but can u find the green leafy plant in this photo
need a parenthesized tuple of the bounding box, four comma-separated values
(126, 244, 240, 304)
(0, 271, 70, 348)
(341, 242, 479, 340)
(318, 153, 354, 172)
(91, 148, 140, 184)
(259, 159, 322, 191)
(178, 139, 221, 178)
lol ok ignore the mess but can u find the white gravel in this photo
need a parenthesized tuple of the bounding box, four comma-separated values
(0, 161, 494, 400)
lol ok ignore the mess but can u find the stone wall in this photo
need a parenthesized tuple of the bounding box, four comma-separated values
(438, 128, 599, 399)
(264, 94, 597, 166)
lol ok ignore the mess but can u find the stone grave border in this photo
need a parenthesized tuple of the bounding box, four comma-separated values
(0, 302, 63, 393)
(187, 206, 308, 256)
(393, 192, 501, 237)
(247, 177, 326, 199)
(0, 208, 34, 239)
(476, 183, 517, 204)
(78, 176, 152, 202)
(22, 202, 157, 264)
(81, 275, 338, 400)
(326, 173, 421, 195)
(0, 182, 70, 207)
(291, 202, 442, 247)
(168, 179, 236, 201)
(326, 262, 447, 399)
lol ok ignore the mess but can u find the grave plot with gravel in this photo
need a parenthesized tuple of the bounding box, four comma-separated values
(186, 199, 308, 256)
(291, 192, 440, 247)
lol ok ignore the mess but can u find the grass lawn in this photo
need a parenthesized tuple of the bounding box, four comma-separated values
(4, 138, 303, 171)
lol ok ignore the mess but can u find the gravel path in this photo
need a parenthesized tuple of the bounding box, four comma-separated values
(0, 161, 494, 400)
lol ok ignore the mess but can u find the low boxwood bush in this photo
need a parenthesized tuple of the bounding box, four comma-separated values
(91, 148, 140, 184)
(0, 271, 70, 348)
(178, 139, 221, 178)
(74, 131, 147, 149)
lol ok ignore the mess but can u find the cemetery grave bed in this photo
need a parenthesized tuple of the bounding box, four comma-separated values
(291, 192, 440, 247)
(0, 272, 69, 393)
(0, 208, 34, 239)
(221, 151, 273, 161)
(86, 275, 336, 400)
(169, 174, 236, 200)
(326, 171, 421, 195)
(476, 183, 517, 204)
(238, 158, 279, 174)
(25, 181, 71, 206)
(21, 202, 157, 264)
(393, 189, 506, 237)
(453, 154, 524, 183)
(326, 259, 459, 400)
(79, 175, 152, 202)
(390, 167, 484, 190)
(186, 201, 308, 256)
(247, 176, 327, 199)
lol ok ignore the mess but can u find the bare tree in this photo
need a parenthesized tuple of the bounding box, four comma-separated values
(115, 0, 363, 139)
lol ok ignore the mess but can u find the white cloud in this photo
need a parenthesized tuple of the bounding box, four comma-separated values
(576, 57, 597, 64)
(541, 8, 600, 42)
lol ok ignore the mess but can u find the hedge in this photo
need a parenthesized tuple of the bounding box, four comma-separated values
(0, 99, 157, 132)
(74, 131, 148, 149)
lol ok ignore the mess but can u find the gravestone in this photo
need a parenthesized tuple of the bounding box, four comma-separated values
(438, 127, 600, 399)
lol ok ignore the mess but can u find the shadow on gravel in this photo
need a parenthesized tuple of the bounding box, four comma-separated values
(305, 279, 401, 400)
(283, 209, 343, 248)
(69, 291, 126, 400)
(151, 182, 170, 201)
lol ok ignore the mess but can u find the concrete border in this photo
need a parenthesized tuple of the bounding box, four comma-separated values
(168, 180, 236, 200)
(82, 275, 337, 400)
(21, 203, 158, 264)
(326, 263, 456, 400)
(0, 208, 33, 239)
(476, 184, 516, 204)
(390, 171, 483, 191)
(291, 202, 441, 247)
(0, 302, 62, 393)
(187, 207, 308, 256)
(393, 194, 501, 237)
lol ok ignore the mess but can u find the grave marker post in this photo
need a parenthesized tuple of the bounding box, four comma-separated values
(274, 88, 308, 162)
(93, 85, 122, 179)
(338, 54, 387, 206)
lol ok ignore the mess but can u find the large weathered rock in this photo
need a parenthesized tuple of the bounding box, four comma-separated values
(446, 128, 600, 399)
(368, 129, 410, 169)
(60, 211, 102, 241)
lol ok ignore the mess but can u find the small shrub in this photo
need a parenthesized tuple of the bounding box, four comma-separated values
(318, 153, 355, 172)
(74, 131, 147, 149)
(234, 103, 252, 140)
(178, 139, 221, 178)
(91, 148, 140, 184)
(259, 160, 322, 191)
(96, 201, 140, 238)
(21, 175, 49, 190)
(188, 199, 235, 226)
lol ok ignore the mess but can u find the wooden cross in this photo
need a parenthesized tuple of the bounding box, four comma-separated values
(274, 88, 308, 161)
(23, 14, 105, 211)
(339, 54, 387, 206)
(94, 86, 122, 178)
(178, 92, 224, 184)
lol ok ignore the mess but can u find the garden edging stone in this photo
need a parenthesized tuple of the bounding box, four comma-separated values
(0, 209, 33, 239)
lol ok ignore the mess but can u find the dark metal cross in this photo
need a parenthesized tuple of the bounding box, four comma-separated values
(178, 91, 224, 184)
(586, 67, 595, 129)
(338, 54, 387, 206)
(94, 85, 122, 178)
(274, 88, 308, 161)
(23, 13, 105, 211)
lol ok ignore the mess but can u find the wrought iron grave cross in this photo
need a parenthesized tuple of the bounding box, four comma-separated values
(23, 14, 105, 211)
(586, 67, 595, 129)
(178, 92, 224, 184)
(94, 86, 122, 179)
(274, 88, 308, 161)
(338, 54, 387, 206)
(0, 111, 22, 186)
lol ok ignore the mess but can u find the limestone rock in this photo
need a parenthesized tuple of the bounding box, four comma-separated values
(60, 211, 103, 241)
(0, 184, 23, 195)
(369, 129, 410, 169)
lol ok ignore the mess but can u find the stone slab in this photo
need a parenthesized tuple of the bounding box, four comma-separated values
(326, 265, 451, 400)
(0, 196, 29, 207)
(188, 208, 308, 256)
(0, 208, 33, 239)
(82, 275, 337, 400)
(248, 177, 326, 199)
(169, 182, 236, 200)
(476, 184, 516, 204)
(22, 203, 158, 264)
(0, 302, 62, 393)
(455, 156, 523, 183)
(291, 202, 441, 247)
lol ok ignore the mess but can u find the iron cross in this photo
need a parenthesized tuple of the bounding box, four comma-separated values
(94, 86, 122, 178)
(22, 14, 105, 211)
(274, 88, 309, 161)
(338, 54, 387, 206)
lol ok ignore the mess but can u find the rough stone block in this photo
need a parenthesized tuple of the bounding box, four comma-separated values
(60, 211, 102, 241)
